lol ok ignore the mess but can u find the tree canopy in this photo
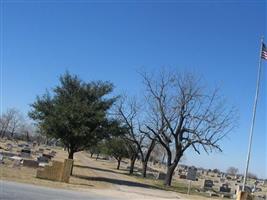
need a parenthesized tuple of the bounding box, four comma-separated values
(29, 72, 119, 159)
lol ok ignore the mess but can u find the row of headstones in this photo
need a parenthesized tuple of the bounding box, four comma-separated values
(0, 147, 56, 168)
(203, 179, 257, 194)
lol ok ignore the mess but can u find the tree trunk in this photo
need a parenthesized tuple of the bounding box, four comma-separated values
(10, 127, 15, 139)
(129, 155, 137, 175)
(68, 150, 75, 175)
(142, 161, 148, 178)
(117, 158, 121, 170)
(68, 151, 74, 159)
(164, 164, 176, 186)
(164, 153, 181, 186)
(96, 153, 99, 160)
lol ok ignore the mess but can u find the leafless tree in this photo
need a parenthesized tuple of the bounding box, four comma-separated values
(125, 139, 139, 175)
(0, 108, 23, 138)
(247, 172, 258, 180)
(115, 96, 157, 177)
(140, 69, 237, 186)
(226, 167, 239, 175)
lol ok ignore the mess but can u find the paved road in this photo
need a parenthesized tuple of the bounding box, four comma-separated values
(0, 180, 118, 200)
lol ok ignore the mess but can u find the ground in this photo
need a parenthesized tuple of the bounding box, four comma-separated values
(0, 140, 266, 200)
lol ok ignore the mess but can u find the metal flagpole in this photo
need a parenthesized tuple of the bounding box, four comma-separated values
(242, 36, 264, 191)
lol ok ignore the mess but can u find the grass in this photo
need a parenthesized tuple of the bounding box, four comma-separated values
(1, 140, 266, 200)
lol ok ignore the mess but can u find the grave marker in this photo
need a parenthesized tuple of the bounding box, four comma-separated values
(21, 149, 31, 158)
(203, 179, 214, 189)
(219, 184, 231, 193)
(187, 167, 197, 181)
(23, 159, 39, 168)
(156, 172, 166, 180)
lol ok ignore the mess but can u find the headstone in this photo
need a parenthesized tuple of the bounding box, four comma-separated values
(21, 149, 31, 158)
(156, 172, 166, 180)
(36, 159, 73, 183)
(37, 156, 49, 163)
(203, 179, 214, 189)
(6, 143, 13, 151)
(12, 159, 21, 168)
(33, 142, 37, 148)
(0, 154, 4, 164)
(38, 148, 44, 153)
(187, 167, 197, 181)
(50, 151, 57, 156)
(18, 144, 24, 148)
(219, 184, 231, 193)
(235, 185, 252, 194)
(220, 178, 225, 183)
(180, 174, 186, 179)
(42, 153, 53, 160)
(23, 160, 39, 168)
(39, 162, 49, 167)
(10, 156, 23, 161)
(0, 152, 17, 158)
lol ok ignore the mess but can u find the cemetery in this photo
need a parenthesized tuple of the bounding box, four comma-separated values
(0, 138, 266, 200)
(0, 71, 266, 200)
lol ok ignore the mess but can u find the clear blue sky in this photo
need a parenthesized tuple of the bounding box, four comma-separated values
(1, 0, 266, 178)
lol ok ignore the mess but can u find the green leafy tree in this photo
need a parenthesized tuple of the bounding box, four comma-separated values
(29, 72, 118, 160)
(103, 137, 129, 170)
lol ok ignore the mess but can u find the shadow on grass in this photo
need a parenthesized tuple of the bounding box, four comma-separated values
(72, 174, 162, 190)
(74, 164, 128, 175)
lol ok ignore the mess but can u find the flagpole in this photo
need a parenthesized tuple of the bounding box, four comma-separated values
(242, 36, 264, 191)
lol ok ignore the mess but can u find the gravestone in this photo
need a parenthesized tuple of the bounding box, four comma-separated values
(50, 151, 57, 156)
(203, 179, 214, 189)
(37, 156, 49, 163)
(0, 154, 3, 164)
(220, 178, 225, 183)
(36, 159, 73, 183)
(156, 172, 166, 180)
(42, 153, 53, 160)
(23, 159, 39, 168)
(21, 149, 31, 158)
(18, 144, 24, 148)
(12, 160, 21, 168)
(39, 162, 49, 167)
(0, 152, 17, 158)
(235, 185, 252, 194)
(6, 143, 13, 151)
(220, 184, 231, 193)
(33, 142, 37, 148)
(38, 148, 44, 153)
(187, 167, 197, 181)
(180, 174, 186, 179)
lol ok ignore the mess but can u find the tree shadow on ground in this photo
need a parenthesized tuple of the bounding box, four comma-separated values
(74, 164, 127, 175)
(72, 174, 162, 190)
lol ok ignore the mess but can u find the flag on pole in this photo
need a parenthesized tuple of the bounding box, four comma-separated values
(262, 42, 267, 60)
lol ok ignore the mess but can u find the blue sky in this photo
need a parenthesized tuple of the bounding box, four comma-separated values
(1, 0, 266, 178)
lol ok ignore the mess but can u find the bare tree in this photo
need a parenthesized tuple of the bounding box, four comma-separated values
(247, 172, 257, 180)
(141, 69, 237, 186)
(149, 142, 166, 164)
(115, 97, 157, 177)
(0, 108, 23, 138)
(8, 109, 23, 138)
(226, 167, 239, 175)
(125, 139, 139, 175)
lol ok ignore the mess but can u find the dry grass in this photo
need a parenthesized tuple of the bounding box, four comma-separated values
(1, 139, 266, 200)
(0, 140, 113, 191)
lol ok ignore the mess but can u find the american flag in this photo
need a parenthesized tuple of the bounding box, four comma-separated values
(262, 42, 267, 60)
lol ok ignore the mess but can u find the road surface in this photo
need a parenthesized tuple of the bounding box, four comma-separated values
(0, 180, 118, 200)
